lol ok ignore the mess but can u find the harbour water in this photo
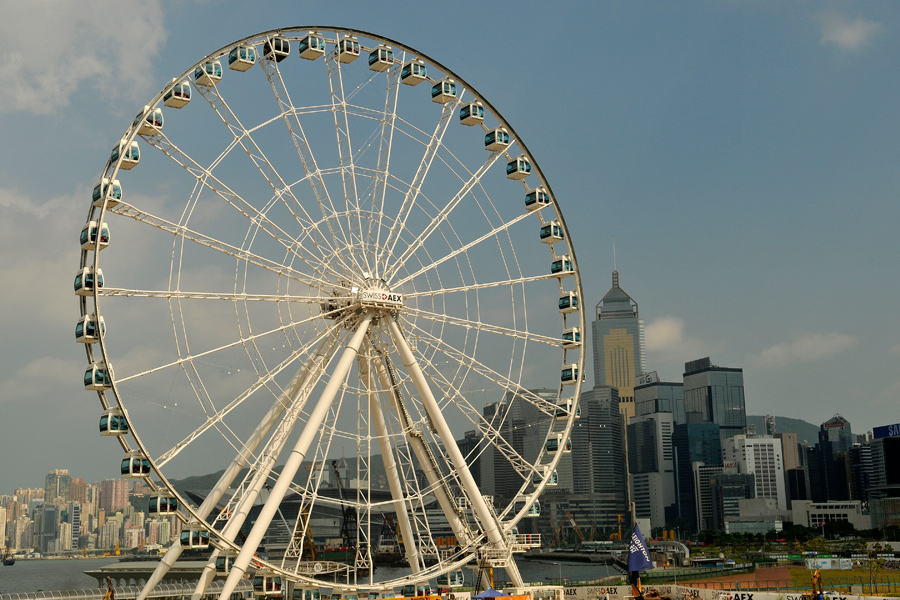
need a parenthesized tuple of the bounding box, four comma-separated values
(0, 558, 618, 595)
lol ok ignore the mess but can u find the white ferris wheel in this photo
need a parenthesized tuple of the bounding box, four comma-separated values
(76, 27, 585, 598)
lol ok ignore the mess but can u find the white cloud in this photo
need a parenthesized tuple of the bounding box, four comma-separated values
(0, 1, 167, 114)
(645, 316, 686, 351)
(644, 316, 711, 379)
(818, 12, 883, 51)
(751, 333, 858, 370)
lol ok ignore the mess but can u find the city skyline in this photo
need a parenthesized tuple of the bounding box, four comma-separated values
(2, 1, 900, 493)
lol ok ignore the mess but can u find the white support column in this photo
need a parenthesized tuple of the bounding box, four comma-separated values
(361, 355, 420, 572)
(136, 333, 335, 600)
(216, 312, 374, 600)
(189, 335, 338, 600)
(369, 349, 472, 549)
(387, 318, 523, 587)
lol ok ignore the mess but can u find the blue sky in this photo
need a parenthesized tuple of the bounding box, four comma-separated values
(1, 1, 898, 494)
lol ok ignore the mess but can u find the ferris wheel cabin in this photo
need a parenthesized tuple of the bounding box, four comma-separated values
(436, 571, 464, 588)
(546, 434, 572, 454)
(506, 155, 532, 180)
(550, 255, 574, 278)
(99, 406, 128, 436)
(514, 496, 541, 517)
(337, 36, 360, 63)
(85, 361, 113, 390)
(400, 60, 427, 85)
(555, 398, 581, 420)
(180, 523, 210, 549)
(368, 45, 394, 72)
(533, 467, 558, 486)
(459, 101, 484, 125)
(228, 45, 257, 71)
(194, 60, 222, 86)
(109, 139, 139, 170)
(431, 78, 457, 104)
(163, 80, 191, 108)
(525, 187, 551, 211)
(80, 221, 109, 251)
(291, 589, 320, 600)
(539, 221, 563, 244)
(299, 33, 325, 60)
(558, 290, 579, 313)
(254, 571, 283, 597)
(74, 267, 103, 296)
(215, 553, 237, 576)
(560, 364, 579, 385)
(484, 127, 510, 151)
(562, 326, 581, 349)
(263, 36, 290, 62)
(134, 106, 163, 136)
(121, 450, 151, 478)
(92, 178, 122, 208)
(148, 491, 179, 515)
(75, 313, 105, 344)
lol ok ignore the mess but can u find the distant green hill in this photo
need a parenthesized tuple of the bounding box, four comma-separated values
(747, 414, 819, 445)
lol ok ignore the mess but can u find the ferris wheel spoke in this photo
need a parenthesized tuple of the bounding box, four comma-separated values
(404, 273, 552, 298)
(402, 306, 558, 347)
(394, 211, 531, 287)
(100, 287, 341, 304)
(260, 52, 358, 276)
(194, 80, 359, 276)
(325, 51, 371, 276)
(368, 61, 402, 279)
(151, 322, 344, 467)
(385, 150, 506, 282)
(378, 101, 457, 271)
(142, 132, 345, 282)
(401, 320, 560, 420)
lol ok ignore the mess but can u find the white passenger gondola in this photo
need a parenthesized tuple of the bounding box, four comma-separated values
(134, 106, 164, 136)
(92, 178, 122, 209)
(506, 155, 532, 180)
(163, 80, 191, 108)
(74, 267, 103, 296)
(532, 467, 558, 487)
(121, 449, 151, 478)
(484, 127, 510, 151)
(194, 60, 222, 86)
(254, 571, 283, 597)
(368, 44, 394, 72)
(514, 496, 541, 517)
(299, 33, 326, 60)
(400, 60, 426, 85)
(109, 139, 140, 170)
(554, 398, 580, 420)
(180, 522, 210, 549)
(76, 313, 105, 344)
(148, 491, 179, 515)
(292, 590, 320, 600)
(99, 406, 128, 436)
(560, 363, 579, 385)
(562, 326, 581, 349)
(263, 36, 290, 62)
(539, 221, 563, 244)
(80, 221, 109, 251)
(550, 254, 574, 278)
(431, 78, 457, 104)
(228, 45, 256, 71)
(337, 36, 360, 63)
(436, 571, 464, 588)
(216, 553, 238, 576)
(525, 187, 551, 211)
(559, 290, 579, 313)
(459, 101, 484, 125)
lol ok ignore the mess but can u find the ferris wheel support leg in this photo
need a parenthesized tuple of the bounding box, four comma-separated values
(370, 345, 472, 552)
(189, 334, 339, 600)
(386, 318, 523, 587)
(136, 336, 330, 600)
(216, 312, 375, 600)
(361, 354, 420, 573)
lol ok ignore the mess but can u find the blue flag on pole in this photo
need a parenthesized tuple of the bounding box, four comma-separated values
(626, 523, 652, 573)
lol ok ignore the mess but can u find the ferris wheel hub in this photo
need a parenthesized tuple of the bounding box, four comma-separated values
(357, 285, 403, 310)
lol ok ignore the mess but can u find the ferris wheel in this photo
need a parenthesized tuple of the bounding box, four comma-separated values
(76, 27, 585, 597)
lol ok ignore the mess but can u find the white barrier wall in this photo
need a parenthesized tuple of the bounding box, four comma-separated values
(556, 585, 895, 600)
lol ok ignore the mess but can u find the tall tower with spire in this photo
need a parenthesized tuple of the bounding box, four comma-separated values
(592, 268, 646, 418)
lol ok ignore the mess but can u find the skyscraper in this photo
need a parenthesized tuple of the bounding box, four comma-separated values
(45, 469, 72, 503)
(592, 270, 646, 418)
(683, 357, 747, 444)
(99, 479, 130, 512)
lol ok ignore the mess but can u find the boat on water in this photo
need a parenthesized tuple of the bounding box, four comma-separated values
(3, 546, 15, 565)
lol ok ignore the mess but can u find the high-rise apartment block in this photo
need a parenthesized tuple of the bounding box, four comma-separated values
(45, 469, 72, 503)
(592, 270, 646, 418)
(723, 435, 786, 510)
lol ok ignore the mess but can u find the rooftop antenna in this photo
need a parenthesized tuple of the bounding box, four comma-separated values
(613, 235, 617, 271)
(612, 236, 619, 287)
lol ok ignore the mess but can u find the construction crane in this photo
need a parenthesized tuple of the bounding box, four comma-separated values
(332, 460, 357, 553)
(564, 510, 586, 549)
